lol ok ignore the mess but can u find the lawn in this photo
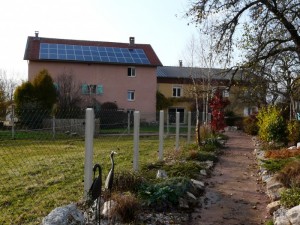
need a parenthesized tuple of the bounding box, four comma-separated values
(0, 134, 190, 225)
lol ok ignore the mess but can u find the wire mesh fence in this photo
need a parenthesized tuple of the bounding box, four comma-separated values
(0, 108, 202, 224)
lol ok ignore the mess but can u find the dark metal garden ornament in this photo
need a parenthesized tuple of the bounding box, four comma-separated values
(89, 163, 102, 224)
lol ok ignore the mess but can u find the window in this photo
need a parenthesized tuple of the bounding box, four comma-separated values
(128, 90, 135, 101)
(222, 89, 229, 97)
(128, 67, 136, 77)
(53, 83, 59, 91)
(172, 86, 182, 97)
(82, 84, 103, 95)
(89, 85, 96, 94)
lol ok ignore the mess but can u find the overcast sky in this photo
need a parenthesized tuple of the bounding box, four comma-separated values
(0, 0, 198, 80)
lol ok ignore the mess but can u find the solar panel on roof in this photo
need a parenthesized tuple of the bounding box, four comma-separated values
(39, 43, 150, 65)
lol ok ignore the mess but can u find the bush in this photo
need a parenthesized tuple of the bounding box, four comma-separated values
(243, 114, 259, 135)
(112, 171, 144, 193)
(287, 120, 300, 145)
(257, 106, 287, 144)
(186, 150, 218, 162)
(265, 149, 300, 159)
(111, 193, 140, 223)
(138, 177, 191, 211)
(261, 158, 293, 173)
(276, 160, 300, 188)
(280, 187, 300, 208)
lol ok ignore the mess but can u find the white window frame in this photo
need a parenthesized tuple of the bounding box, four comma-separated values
(222, 89, 229, 97)
(128, 67, 136, 77)
(172, 86, 182, 97)
(128, 90, 135, 101)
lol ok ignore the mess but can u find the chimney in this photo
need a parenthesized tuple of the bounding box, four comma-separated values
(34, 31, 39, 40)
(129, 37, 135, 46)
(179, 60, 183, 67)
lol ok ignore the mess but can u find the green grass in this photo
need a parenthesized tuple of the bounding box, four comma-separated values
(0, 134, 190, 225)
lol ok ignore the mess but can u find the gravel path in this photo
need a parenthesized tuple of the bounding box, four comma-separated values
(188, 131, 271, 225)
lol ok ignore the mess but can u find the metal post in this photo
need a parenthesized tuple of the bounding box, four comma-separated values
(187, 111, 191, 144)
(84, 108, 94, 200)
(11, 104, 15, 139)
(52, 115, 56, 140)
(158, 110, 164, 161)
(175, 112, 180, 150)
(133, 111, 140, 172)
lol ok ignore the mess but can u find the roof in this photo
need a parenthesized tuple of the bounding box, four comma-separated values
(157, 66, 245, 81)
(24, 35, 162, 67)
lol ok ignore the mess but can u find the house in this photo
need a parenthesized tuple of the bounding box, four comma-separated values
(24, 32, 162, 120)
(157, 62, 260, 124)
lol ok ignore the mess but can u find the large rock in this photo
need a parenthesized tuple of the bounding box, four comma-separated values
(265, 177, 283, 201)
(267, 201, 281, 215)
(274, 216, 291, 225)
(273, 208, 290, 225)
(42, 204, 84, 225)
(286, 205, 300, 225)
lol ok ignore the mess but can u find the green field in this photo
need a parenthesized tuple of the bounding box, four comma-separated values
(0, 134, 191, 225)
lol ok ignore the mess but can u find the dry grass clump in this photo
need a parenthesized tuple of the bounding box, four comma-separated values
(112, 171, 144, 193)
(276, 160, 300, 188)
(111, 193, 140, 223)
(265, 148, 300, 159)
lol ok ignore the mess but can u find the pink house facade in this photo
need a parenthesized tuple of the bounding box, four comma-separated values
(24, 32, 162, 118)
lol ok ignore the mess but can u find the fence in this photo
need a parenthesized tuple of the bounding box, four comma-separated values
(0, 108, 203, 225)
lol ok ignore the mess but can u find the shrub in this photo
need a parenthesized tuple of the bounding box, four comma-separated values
(261, 158, 293, 173)
(287, 120, 300, 145)
(257, 106, 287, 143)
(280, 187, 300, 208)
(112, 171, 144, 193)
(138, 177, 191, 211)
(243, 114, 259, 135)
(276, 160, 300, 188)
(112, 193, 140, 223)
(186, 150, 218, 162)
(265, 220, 274, 225)
(265, 149, 300, 159)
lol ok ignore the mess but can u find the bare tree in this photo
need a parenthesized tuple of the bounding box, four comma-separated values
(55, 70, 82, 111)
(0, 69, 20, 119)
(186, 0, 300, 63)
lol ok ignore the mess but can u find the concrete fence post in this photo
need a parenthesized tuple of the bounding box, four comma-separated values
(84, 108, 94, 200)
(158, 110, 164, 161)
(133, 111, 140, 172)
(175, 112, 180, 150)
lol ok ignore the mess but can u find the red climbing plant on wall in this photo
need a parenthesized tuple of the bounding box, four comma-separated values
(209, 89, 230, 132)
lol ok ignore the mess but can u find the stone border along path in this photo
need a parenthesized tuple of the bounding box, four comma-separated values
(187, 131, 271, 225)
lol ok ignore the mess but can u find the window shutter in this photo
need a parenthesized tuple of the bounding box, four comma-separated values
(82, 84, 88, 94)
(96, 85, 103, 95)
(53, 83, 59, 91)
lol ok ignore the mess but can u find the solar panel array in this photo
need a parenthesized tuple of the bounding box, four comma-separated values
(39, 43, 150, 64)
